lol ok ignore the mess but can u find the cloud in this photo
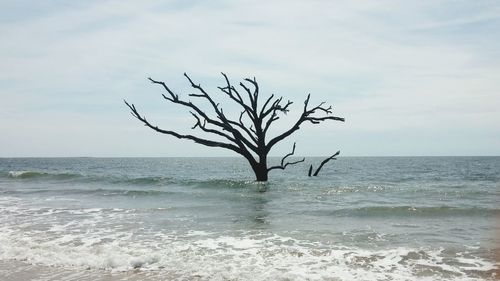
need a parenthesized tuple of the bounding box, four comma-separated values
(0, 0, 499, 156)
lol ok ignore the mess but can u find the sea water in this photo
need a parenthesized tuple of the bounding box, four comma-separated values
(0, 157, 498, 280)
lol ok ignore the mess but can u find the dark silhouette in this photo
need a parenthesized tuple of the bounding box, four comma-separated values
(308, 151, 340, 177)
(124, 73, 344, 181)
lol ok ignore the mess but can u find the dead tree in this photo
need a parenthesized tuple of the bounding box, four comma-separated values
(124, 73, 344, 181)
(308, 151, 340, 177)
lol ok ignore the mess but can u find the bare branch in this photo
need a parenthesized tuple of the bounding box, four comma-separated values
(244, 77, 259, 107)
(218, 72, 255, 120)
(239, 82, 257, 111)
(263, 111, 279, 135)
(189, 111, 237, 143)
(149, 77, 226, 132)
(148, 77, 178, 101)
(182, 73, 259, 153)
(266, 94, 345, 152)
(259, 94, 275, 117)
(260, 97, 293, 135)
(268, 142, 305, 172)
(124, 100, 242, 153)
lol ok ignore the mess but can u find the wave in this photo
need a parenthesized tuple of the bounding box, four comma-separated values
(8, 170, 80, 180)
(2, 170, 262, 197)
(5, 170, 177, 185)
(104, 189, 177, 197)
(4, 170, 262, 190)
(1, 187, 178, 198)
(321, 205, 500, 217)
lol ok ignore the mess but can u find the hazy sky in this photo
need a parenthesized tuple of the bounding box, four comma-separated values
(1, 0, 499, 157)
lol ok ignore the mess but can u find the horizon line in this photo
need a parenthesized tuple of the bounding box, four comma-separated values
(1, 155, 499, 159)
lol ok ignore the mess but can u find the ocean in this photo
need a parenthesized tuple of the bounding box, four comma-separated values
(0, 157, 498, 280)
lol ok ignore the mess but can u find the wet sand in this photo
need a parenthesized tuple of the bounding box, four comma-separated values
(0, 260, 170, 281)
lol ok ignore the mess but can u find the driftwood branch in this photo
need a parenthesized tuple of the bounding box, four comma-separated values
(309, 151, 340, 176)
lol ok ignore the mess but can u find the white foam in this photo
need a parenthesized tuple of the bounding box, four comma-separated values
(1, 225, 497, 280)
(0, 200, 497, 280)
(455, 256, 497, 271)
(7, 171, 30, 177)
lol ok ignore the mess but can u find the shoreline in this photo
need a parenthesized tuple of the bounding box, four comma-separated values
(0, 259, 157, 281)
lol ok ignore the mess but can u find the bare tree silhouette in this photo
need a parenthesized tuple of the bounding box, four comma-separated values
(125, 73, 344, 181)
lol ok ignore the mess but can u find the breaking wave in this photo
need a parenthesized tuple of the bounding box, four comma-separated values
(4, 170, 255, 188)
(8, 170, 79, 180)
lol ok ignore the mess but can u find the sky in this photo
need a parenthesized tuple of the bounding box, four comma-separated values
(0, 0, 499, 157)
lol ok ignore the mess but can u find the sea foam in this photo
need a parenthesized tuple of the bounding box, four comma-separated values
(0, 223, 497, 280)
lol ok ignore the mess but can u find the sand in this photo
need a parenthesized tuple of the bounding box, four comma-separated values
(0, 259, 173, 281)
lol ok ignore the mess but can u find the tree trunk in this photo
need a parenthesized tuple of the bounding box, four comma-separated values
(254, 168, 268, 181)
(251, 155, 268, 181)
